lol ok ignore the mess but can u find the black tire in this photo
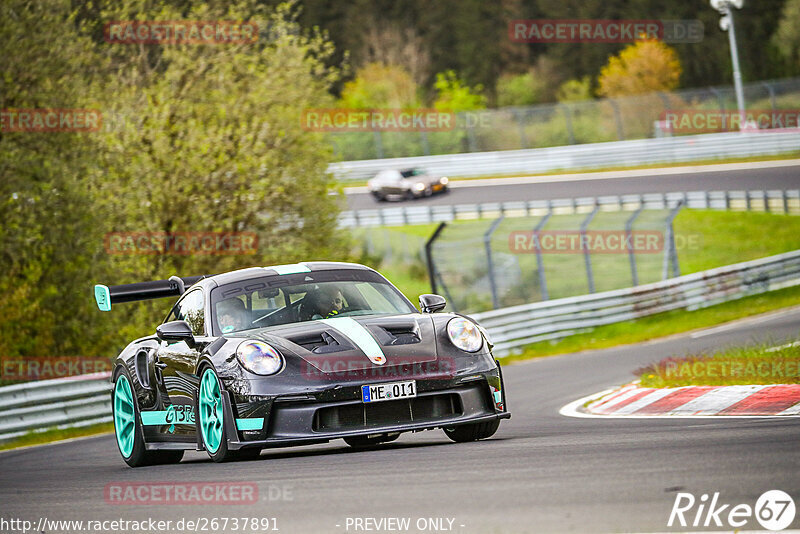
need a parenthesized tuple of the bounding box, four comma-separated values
(112, 368, 184, 467)
(344, 433, 400, 448)
(443, 420, 500, 443)
(197, 366, 239, 463)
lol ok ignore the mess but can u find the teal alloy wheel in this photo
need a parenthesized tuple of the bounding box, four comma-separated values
(199, 368, 224, 455)
(113, 374, 135, 458)
(112, 369, 184, 468)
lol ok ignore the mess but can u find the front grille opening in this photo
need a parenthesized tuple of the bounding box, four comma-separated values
(313, 394, 462, 432)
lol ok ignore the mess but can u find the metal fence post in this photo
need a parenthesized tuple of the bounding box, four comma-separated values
(609, 99, 625, 140)
(420, 131, 430, 156)
(560, 104, 576, 145)
(465, 121, 478, 152)
(625, 204, 645, 286)
(514, 110, 528, 149)
(373, 130, 384, 159)
(709, 86, 725, 111)
(425, 222, 447, 295)
(484, 216, 505, 309)
(762, 81, 776, 111)
(383, 228, 392, 262)
(581, 204, 600, 293)
(662, 199, 684, 280)
(534, 206, 553, 300)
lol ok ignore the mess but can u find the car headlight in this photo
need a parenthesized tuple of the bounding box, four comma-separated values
(236, 340, 283, 375)
(447, 317, 483, 352)
(440, 177, 449, 185)
(413, 182, 426, 192)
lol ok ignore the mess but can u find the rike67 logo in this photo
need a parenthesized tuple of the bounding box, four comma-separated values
(668, 490, 796, 530)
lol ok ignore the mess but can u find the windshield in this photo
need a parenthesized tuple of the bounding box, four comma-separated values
(210, 271, 415, 335)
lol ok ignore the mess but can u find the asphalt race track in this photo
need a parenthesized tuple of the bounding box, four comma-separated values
(345, 160, 800, 210)
(2, 309, 799, 533)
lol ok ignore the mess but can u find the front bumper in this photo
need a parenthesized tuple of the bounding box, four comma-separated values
(219, 369, 509, 450)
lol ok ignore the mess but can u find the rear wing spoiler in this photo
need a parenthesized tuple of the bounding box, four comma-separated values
(94, 275, 207, 311)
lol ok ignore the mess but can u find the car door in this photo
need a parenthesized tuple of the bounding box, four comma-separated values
(154, 289, 207, 439)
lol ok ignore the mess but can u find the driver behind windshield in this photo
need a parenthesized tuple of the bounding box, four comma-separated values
(314, 287, 345, 320)
(217, 297, 249, 333)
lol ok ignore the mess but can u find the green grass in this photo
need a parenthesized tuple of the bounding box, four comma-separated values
(637, 339, 800, 387)
(0, 422, 113, 452)
(676, 210, 800, 273)
(502, 284, 800, 364)
(340, 153, 800, 188)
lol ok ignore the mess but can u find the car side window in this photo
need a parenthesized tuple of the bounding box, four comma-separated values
(169, 290, 206, 336)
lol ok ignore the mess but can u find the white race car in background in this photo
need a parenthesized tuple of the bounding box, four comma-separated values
(368, 168, 449, 201)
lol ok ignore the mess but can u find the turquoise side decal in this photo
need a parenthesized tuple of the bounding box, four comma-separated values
(269, 263, 311, 275)
(94, 284, 111, 311)
(141, 405, 195, 433)
(236, 418, 263, 431)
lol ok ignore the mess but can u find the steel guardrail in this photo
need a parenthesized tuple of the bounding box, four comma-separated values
(340, 189, 800, 228)
(472, 249, 800, 355)
(0, 373, 111, 443)
(329, 131, 800, 182)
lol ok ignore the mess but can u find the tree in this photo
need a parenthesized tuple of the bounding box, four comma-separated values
(597, 40, 682, 98)
(773, 0, 800, 68)
(433, 71, 487, 111)
(339, 63, 419, 108)
(556, 77, 593, 103)
(1, 0, 349, 357)
(0, 0, 107, 356)
(496, 56, 565, 106)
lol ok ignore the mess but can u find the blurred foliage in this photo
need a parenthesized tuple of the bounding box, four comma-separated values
(432, 71, 487, 112)
(1, 0, 349, 358)
(773, 0, 800, 68)
(598, 40, 682, 98)
(556, 77, 593, 103)
(279, 0, 796, 104)
(339, 62, 420, 108)
(497, 71, 544, 107)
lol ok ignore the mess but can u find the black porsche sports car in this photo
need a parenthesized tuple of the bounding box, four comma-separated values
(95, 262, 509, 467)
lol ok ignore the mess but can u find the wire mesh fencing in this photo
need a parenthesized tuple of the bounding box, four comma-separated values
(328, 77, 800, 161)
(426, 206, 686, 314)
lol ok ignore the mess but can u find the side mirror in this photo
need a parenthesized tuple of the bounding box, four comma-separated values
(156, 320, 196, 348)
(419, 294, 446, 313)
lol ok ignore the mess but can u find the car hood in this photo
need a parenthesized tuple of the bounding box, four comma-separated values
(246, 313, 443, 376)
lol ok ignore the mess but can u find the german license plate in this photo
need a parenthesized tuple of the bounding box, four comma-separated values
(361, 380, 416, 403)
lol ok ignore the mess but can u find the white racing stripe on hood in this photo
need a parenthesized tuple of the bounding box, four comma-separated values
(319, 317, 386, 365)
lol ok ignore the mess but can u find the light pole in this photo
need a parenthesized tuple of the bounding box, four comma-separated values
(710, 0, 746, 129)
